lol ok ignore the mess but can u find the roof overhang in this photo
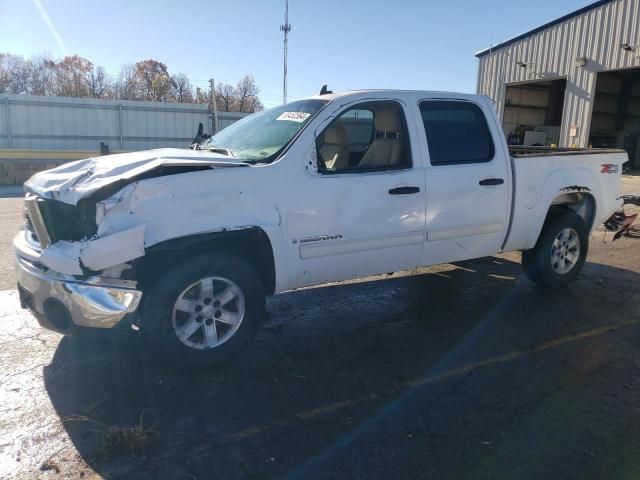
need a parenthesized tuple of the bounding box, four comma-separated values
(475, 0, 615, 58)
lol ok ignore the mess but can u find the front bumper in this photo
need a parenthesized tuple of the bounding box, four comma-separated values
(14, 233, 142, 333)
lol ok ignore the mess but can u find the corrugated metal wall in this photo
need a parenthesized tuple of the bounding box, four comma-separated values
(477, 0, 640, 147)
(0, 94, 248, 151)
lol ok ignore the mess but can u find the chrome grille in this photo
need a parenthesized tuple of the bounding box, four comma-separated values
(24, 195, 51, 248)
(23, 202, 40, 246)
(23, 203, 36, 234)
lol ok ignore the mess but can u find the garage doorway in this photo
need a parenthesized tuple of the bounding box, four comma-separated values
(503, 79, 567, 147)
(589, 68, 640, 170)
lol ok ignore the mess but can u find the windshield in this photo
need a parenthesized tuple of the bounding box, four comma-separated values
(200, 99, 329, 162)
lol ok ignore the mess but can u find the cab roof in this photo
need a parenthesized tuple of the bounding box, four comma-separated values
(304, 89, 487, 103)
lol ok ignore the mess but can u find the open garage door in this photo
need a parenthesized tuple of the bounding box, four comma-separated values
(503, 79, 566, 147)
(589, 68, 640, 171)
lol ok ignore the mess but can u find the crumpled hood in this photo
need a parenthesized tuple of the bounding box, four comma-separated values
(24, 148, 247, 205)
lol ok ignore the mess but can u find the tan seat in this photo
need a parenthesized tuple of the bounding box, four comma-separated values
(358, 107, 404, 168)
(320, 124, 350, 170)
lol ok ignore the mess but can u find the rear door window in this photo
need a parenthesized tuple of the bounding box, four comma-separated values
(419, 101, 495, 166)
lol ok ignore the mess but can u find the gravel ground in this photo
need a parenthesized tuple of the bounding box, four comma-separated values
(1, 178, 640, 479)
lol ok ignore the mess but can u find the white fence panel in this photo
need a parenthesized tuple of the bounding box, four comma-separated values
(0, 94, 249, 151)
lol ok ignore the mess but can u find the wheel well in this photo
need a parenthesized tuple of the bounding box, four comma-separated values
(132, 228, 276, 295)
(546, 191, 596, 231)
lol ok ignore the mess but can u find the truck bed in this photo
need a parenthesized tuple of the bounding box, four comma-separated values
(502, 148, 628, 253)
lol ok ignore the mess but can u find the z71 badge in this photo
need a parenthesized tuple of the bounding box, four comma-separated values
(601, 164, 619, 174)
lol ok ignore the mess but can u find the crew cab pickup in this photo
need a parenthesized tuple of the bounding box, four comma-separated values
(14, 90, 627, 367)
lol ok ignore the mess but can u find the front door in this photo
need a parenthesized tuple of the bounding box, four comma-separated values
(284, 100, 427, 289)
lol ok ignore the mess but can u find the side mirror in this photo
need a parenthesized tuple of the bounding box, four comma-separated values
(191, 122, 210, 145)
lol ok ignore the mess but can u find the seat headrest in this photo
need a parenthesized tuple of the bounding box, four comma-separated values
(324, 123, 349, 145)
(374, 107, 402, 133)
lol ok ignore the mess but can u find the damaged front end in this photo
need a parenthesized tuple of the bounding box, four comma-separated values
(19, 149, 247, 275)
(15, 148, 266, 334)
(28, 194, 98, 246)
(15, 253, 142, 333)
(22, 192, 146, 276)
(16, 192, 144, 333)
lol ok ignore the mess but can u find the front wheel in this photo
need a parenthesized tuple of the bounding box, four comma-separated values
(522, 211, 589, 288)
(141, 252, 265, 368)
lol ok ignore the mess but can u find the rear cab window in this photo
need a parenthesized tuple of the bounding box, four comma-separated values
(419, 101, 495, 166)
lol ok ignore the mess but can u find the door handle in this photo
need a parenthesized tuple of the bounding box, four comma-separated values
(479, 178, 504, 186)
(389, 186, 420, 195)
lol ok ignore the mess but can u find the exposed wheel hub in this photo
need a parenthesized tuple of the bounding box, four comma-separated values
(202, 305, 215, 318)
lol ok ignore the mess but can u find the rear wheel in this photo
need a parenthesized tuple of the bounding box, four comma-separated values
(141, 252, 265, 368)
(522, 211, 588, 288)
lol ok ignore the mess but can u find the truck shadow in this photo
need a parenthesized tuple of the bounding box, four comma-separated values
(43, 256, 640, 479)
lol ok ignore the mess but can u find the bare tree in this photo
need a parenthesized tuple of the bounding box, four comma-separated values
(0, 53, 11, 93)
(30, 55, 57, 96)
(215, 83, 236, 111)
(170, 73, 194, 103)
(115, 63, 138, 100)
(2, 54, 32, 94)
(235, 75, 263, 113)
(88, 65, 111, 98)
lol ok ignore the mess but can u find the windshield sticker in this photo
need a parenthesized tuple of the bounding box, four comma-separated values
(276, 111, 311, 123)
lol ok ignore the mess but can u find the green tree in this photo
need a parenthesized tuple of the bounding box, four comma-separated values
(134, 59, 172, 101)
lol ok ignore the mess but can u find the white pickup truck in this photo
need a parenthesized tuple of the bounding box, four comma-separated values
(15, 90, 627, 367)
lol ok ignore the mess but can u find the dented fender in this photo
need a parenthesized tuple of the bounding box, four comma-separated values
(39, 224, 146, 275)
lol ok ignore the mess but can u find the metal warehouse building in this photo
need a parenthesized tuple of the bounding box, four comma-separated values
(476, 0, 640, 168)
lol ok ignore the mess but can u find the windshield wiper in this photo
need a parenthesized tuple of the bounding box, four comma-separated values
(199, 146, 235, 157)
(242, 159, 273, 165)
(193, 144, 272, 165)
(191, 143, 234, 156)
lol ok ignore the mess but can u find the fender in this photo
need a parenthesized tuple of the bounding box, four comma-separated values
(503, 164, 601, 252)
(33, 159, 290, 292)
(137, 227, 279, 295)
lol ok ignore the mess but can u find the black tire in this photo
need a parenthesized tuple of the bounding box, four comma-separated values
(140, 252, 265, 369)
(522, 211, 589, 288)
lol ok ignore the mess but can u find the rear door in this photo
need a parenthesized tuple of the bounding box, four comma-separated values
(416, 98, 511, 265)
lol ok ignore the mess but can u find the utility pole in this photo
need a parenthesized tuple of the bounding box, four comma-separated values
(209, 78, 219, 135)
(280, 0, 292, 104)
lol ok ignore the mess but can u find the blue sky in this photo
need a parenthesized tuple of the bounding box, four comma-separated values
(1, 0, 594, 107)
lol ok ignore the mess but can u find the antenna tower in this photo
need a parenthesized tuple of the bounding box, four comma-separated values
(280, 0, 292, 103)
